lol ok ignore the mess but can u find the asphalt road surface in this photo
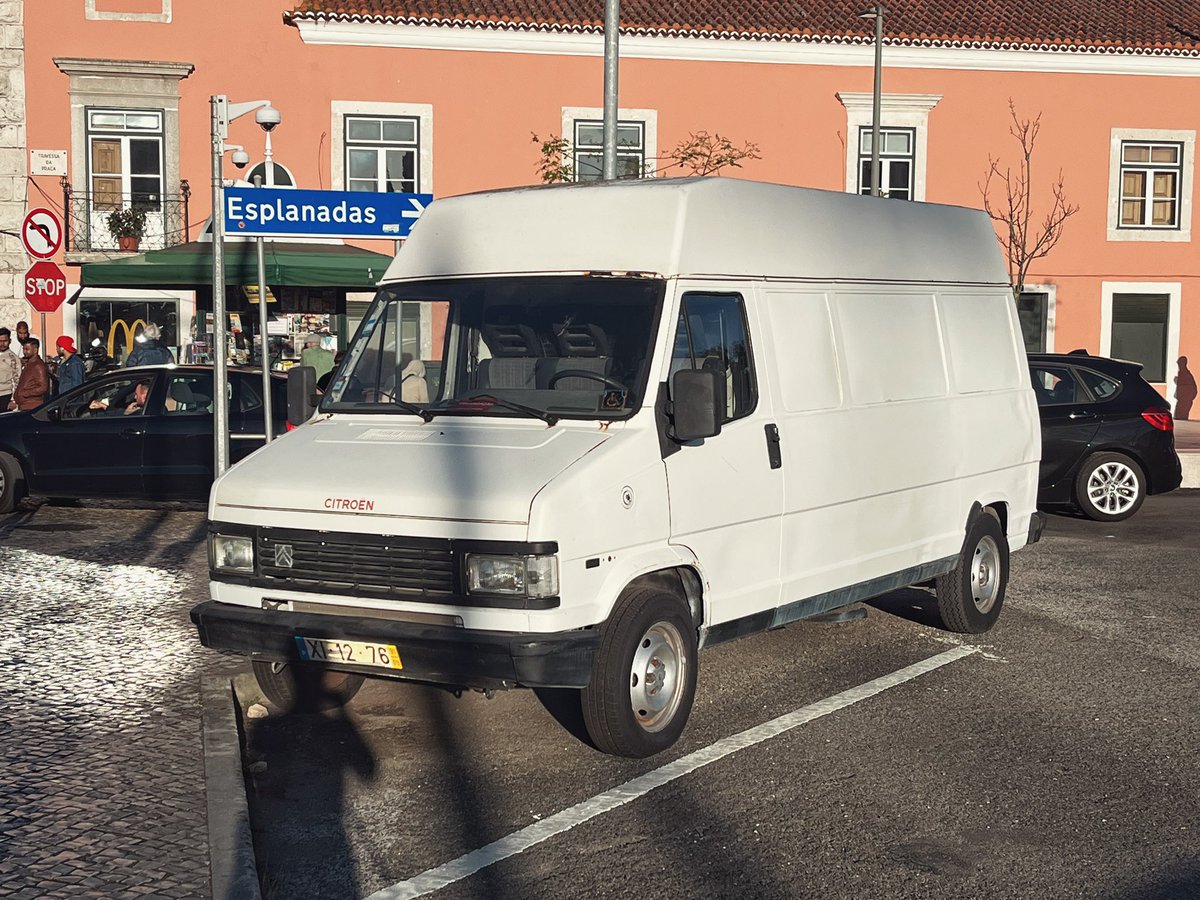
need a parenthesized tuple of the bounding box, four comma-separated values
(242, 491, 1200, 900)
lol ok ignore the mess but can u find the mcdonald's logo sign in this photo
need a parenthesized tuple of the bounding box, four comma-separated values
(107, 318, 148, 360)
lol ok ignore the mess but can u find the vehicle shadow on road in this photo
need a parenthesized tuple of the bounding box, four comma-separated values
(866, 585, 946, 630)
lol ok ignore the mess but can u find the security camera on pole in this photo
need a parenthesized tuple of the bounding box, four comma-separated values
(210, 96, 281, 477)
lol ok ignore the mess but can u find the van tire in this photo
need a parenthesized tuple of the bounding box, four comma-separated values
(934, 508, 1008, 634)
(0, 452, 26, 514)
(1074, 452, 1145, 522)
(251, 659, 365, 713)
(582, 586, 698, 758)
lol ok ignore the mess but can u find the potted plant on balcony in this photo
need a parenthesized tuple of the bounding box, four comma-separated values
(105, 207, 147, 252)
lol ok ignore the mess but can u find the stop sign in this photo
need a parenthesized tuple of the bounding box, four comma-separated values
(24, 260, 68, 313)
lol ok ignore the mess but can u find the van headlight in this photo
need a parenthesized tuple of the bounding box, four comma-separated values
(465, 554, 559, 599)
(210, 534, 255, 574)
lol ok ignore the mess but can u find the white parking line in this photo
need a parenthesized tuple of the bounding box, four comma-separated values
(365, 645, 978, 900)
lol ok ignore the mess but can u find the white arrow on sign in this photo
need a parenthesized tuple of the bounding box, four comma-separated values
(401, 198, 426, 219)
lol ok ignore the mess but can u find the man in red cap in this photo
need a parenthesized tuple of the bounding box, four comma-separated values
(55, 335, 85, 395)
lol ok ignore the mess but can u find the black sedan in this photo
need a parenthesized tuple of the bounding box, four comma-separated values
(0, 365, 287, 513)
(1029, 352, 1182, 521)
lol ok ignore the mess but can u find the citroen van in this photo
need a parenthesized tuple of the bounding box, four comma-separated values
(191, 178, 1044, 758)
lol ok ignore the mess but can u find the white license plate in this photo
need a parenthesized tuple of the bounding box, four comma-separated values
(294, 636, 402, 670)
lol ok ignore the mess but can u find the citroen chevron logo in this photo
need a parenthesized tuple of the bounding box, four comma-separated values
(274, 544, 294, 568)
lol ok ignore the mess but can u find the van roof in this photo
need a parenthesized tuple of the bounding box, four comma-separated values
(383, 177, 1010, 286)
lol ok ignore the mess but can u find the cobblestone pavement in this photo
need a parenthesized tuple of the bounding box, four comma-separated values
(0, 500, 233, 899)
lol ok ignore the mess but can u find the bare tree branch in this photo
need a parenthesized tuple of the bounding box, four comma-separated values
(979, 99, 1079, 299)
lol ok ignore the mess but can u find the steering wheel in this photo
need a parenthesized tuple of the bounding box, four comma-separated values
(547, 369, 629, 392)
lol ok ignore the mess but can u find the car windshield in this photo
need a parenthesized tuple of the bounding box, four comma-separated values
(321, 275, 665, 421)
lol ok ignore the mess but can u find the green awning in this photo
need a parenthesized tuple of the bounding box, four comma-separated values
(79, 240, 391, 289)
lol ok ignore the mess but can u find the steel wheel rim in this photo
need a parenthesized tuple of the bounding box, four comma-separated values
(1087, 462, 1139, 515)
(970, 535, 1002, 614)
(629, 621, 687, 733)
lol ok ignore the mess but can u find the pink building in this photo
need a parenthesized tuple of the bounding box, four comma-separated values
(12, 0, 1200, 414)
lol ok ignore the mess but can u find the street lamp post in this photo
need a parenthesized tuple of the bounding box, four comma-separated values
(602, 0, 620, 180)
(209, 95, 280, 476)
(859, 5, 887, 197)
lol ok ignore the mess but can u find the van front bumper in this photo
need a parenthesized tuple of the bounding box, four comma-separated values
(190, 601, 599, 690)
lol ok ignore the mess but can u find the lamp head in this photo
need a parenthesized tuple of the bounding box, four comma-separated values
(256, 105, 281, 132)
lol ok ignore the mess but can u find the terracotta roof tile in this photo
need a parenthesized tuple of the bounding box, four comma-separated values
(284, 1, 1200, 55)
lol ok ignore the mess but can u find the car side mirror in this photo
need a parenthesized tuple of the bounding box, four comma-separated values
(670, 368, 724, 442)
(46, 405, 62, 423)
(287, 366, 317, 427)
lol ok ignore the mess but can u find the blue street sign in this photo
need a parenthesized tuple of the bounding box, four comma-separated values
(223, 186, 433, 239)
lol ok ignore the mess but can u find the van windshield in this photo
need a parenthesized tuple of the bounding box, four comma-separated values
(321, 275, 665, 421)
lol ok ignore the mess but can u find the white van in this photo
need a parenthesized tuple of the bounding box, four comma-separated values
(192, 178, 1044, 757)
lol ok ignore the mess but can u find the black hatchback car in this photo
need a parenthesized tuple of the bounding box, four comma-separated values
(0, 365, 287, 513)
(1028, 352, 1182, 521)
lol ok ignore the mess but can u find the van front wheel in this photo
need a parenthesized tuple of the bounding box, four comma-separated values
(934, 508, 1009, 634)
(251, 659, 365, 713)
(582, 587, 698, 758)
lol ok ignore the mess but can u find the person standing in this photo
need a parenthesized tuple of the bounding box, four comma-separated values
(125, 323, 174, 367)
(9, 338, 49, 411)
(15, 320, 38, 352)
(301, 337, 334, 382)
(55, 336, 86, 395)
(0, 328, 20, 410)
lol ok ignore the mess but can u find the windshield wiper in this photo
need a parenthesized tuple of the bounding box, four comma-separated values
(341, 398, 434, 422)
(429, 394, 559, 426)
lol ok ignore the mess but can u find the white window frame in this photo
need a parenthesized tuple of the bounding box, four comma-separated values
(1107, 128, 1194, 242)
(1019, 282, 1057, 354)
(856, 125, 916, 199)
(86, 0, 171, 23)
(330, 101, 433, 194)
(1100, 281, 1182, 406)
(836, 93, 940, 202)
(86, 109, 165, 209)
(561, 107, 658, 180)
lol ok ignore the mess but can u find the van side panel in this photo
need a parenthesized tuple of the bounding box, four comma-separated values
(763, 284, 1038, 613)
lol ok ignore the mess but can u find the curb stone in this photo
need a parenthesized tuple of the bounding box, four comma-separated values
(201, 675, 262, 900)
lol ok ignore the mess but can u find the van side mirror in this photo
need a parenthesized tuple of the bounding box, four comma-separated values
(670, 369, 724, 442)
(287, 366, 317, 427)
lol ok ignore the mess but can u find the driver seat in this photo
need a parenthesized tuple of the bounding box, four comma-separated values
(539, 323, 612, 390)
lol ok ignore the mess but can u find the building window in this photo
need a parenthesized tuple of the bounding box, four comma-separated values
(1107, 129, 1194, 243)
(87, 108, 164, 211)
(331, 102, 432, 195)
(1017, 291, 1049, 353)
(1119, 142, 1182, 229)
(836, 93, 940, 202)
(572, 120, 646, 181)
(857, 127, 915, 199)
(344, 115, 419, 193)
(1111, 294, 1170, 383)
(78, 298, 179, 366)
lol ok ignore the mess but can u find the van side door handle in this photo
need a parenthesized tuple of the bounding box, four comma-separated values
(764, 423, 782, 469)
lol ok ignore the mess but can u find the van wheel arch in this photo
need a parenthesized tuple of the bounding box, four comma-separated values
(622, 567, 704, 629)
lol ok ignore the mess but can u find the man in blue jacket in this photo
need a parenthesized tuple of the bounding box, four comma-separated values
(55, 336, 85, 394)
(125, 323, 174, 367)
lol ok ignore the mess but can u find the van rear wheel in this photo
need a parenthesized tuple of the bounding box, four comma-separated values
(934, 508, 1008, 634)
(251, 659, 365, 713)
(582, 586, 698, 758)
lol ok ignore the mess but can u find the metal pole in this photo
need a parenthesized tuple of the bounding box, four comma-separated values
(254, 173, 273, 443)
(601, 0, 620, 180)
(39, 313, 46, 358)
(211, 95, 230, 476)
(870, 5, 884, 198)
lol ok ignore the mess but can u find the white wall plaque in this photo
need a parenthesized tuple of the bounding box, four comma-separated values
(30, 150, 68, 177)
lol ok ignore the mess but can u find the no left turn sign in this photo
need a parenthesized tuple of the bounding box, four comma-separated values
(22, 207, 63, 259)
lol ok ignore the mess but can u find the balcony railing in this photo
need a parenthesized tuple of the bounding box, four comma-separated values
(63, 180, 191, 253)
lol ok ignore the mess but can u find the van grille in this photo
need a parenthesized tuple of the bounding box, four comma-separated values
(258, 531, 455, 600)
